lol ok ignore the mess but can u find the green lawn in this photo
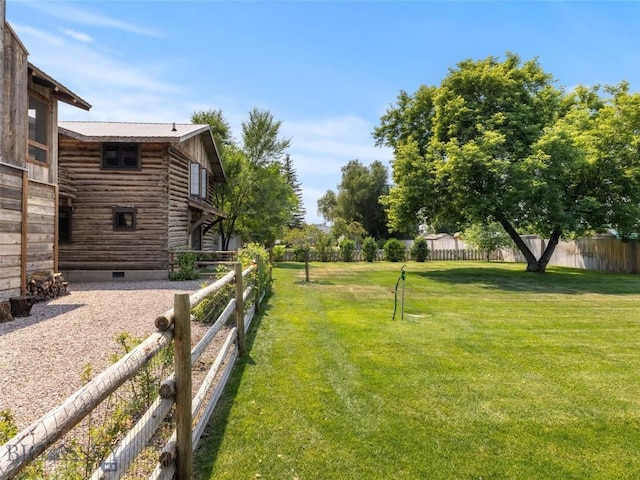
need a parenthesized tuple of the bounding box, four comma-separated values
(195, 261, 640, 479)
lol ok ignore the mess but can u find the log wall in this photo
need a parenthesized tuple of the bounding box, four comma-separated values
(167, 146, 190, 250)
(58, 137, 170, 270)
(168, 145, 218, 251)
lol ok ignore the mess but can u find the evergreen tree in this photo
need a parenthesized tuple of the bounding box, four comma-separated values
(283, 154, 306, 228)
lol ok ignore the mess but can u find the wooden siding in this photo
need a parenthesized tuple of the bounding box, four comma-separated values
(0, 163, 23, 300)
(26, 179, 55, 273)
(58, 137, 171, 270)
(1, 25, 28, 169)
(177, 136, 210, 173)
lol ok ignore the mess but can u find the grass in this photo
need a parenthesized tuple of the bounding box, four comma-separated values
(194, 261, 640, 479)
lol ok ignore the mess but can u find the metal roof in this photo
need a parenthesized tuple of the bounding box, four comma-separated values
(58, 121, 209, 142)
(58, 121, 226, 182)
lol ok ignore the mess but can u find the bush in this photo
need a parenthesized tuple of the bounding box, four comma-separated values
(339, 239, 355, 262)
(384, 238, 406, 262)
(272, 245, 285, 262)
(293, 245, 308, 262)
(362, 237, 378, 262)
(170, 250, 199, 280)
(316, 235, 333, 262)
(239, 243, 273, 296)
(410, 237, 430, 262)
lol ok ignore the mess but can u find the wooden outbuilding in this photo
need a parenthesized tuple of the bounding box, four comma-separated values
(57, 121, 227, 281)
(0, 3, 91, 306)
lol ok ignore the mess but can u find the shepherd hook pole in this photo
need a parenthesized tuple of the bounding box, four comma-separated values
(392, 264, 407, 320)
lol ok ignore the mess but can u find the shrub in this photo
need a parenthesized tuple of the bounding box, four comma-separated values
(410, 237, 430, 262)
(170, 250, 199, 280)
(272, 245, 285, 262)
(362, 237, 378, 262)
(293, 245, 308, 262)
(316, 235, 333, 262)
(239, 242, 273, 297)
(339, 239, 355, 262)
(384, 238, 406, 262)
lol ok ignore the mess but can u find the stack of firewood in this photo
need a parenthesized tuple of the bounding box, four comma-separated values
(27, 271, 69, 302)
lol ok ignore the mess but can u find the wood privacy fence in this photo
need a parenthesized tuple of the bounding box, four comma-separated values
(0, 260, 265, 480)
(281, 237, 640, 274)
(280, 248, 502, 262)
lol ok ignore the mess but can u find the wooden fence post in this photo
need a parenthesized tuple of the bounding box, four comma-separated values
(254, 256, 261, 312)
(235, 262, 246, 355)
(174, 294, 192, 480)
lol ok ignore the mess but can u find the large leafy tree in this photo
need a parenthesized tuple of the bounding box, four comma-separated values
(196, 109, 297, 249)
(317, 159, 390, 239)
(374, 53, 640, 272)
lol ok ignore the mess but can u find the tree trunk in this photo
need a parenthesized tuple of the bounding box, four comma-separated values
(495, 214, 540, 271)
(536, 227, 562, 273)
(495, 213, 563, 272)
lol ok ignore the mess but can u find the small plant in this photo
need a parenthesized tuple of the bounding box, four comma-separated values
(272, 245, 285, 262)
(384, 238, 406, 262)
(170, 250, 200, 280)
(0, 409, 18, 443)
(339, 239, 355, 262)
(410, 237, 430, 262)
(362, 237, 378, 262)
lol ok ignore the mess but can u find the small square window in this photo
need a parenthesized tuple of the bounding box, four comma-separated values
(113, 207, 137, 231)
(103, 144, 140, 169)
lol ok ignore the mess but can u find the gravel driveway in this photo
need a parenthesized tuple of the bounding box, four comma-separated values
(0, 279, 212, 430)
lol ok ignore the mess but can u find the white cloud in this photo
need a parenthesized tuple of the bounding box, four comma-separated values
(19, 2, 162, 37)
(59, 27, 93, 43)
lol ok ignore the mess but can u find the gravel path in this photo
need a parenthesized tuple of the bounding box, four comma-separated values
(0, 279, 214, 430)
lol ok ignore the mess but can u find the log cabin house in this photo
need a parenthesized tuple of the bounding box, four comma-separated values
(57, 121, 227, 281)
(0, 3, 91, 308)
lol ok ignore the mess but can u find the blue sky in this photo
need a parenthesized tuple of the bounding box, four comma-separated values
(6, 0, 640, 224)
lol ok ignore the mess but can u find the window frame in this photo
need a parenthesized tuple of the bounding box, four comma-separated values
(102, 143, 141, 170)
(112, 207, 137, 231)
(189, 162, 208, 199)
(28, 94, 49, 164)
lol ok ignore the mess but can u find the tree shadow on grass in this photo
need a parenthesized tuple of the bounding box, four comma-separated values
(273, 262, 306, 270)
(415, 265, 640, 295)
(193, 291, 272, 478)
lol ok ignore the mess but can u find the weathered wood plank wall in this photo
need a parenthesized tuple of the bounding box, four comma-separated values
(26, 180, 55, 272)
(0, 164, 23, 300)
(58, 138, 170, 270)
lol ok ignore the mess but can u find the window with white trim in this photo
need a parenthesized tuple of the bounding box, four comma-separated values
(190, 162, 208, 198)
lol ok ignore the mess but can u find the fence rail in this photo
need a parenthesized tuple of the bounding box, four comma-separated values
(0, 258, 265, 480)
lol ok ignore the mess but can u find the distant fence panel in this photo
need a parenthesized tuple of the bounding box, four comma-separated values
(501, 237, 639, 274)
(0, 257, 266, 480)
(280, 248, 501, 263)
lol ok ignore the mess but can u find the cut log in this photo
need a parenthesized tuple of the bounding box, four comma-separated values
(0, 301, 12, 323)
(10, 296, 35, 317)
